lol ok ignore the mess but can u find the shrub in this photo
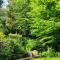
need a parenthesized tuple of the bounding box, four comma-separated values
(0, 33, 25, 60)
(40, 47, 55, 57)
(46, 47, 55, 57)
(25, 39, 36, 51)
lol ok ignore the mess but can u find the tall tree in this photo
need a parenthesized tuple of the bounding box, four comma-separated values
(4, 0, 31, 36)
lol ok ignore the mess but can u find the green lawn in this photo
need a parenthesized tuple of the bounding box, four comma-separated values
(32, 57, 60, 60)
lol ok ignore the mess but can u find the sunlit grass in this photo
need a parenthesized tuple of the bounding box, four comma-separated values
(32, 57, 60, 60)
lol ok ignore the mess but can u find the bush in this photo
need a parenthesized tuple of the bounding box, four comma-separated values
(46, 47, 55, 57)
(25, 39, 36, 51)
(55, 52, 60, 57)
(0, 33, 25, 60)
(40, 47, 55, 57)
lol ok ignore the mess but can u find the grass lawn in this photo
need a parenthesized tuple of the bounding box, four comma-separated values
(32, 57, 60, 60)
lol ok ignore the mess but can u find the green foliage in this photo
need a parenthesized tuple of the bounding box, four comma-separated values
(46, 47, 55, 57)
(4, 0, 31, 36)
(30, 0, 60, 21)
(40, 47, 55, 57)
(1, 0, 60, 59)
(25, 39, 36, 51)
(0, 33, 25, 60)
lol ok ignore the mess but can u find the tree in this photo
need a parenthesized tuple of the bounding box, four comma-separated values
(30, 0, 60, 52)
(4, 0, 31, 36)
